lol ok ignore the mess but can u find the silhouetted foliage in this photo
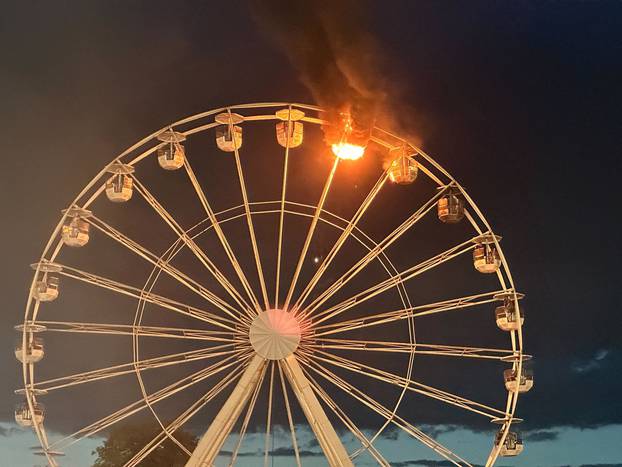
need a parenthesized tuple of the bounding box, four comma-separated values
(92, 419, 197, 467)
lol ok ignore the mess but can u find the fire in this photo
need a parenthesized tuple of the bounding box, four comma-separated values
(327, 106, 373, 161)
(332, 142, 365, 160)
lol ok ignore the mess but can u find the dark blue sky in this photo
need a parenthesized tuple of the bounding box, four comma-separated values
(1, 1, 621, 465)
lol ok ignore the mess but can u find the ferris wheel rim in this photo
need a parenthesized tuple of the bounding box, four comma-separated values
(20, 101, 526, 467)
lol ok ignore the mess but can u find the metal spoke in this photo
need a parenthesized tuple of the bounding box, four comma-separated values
(293, 170, 389, 312)
(312, 290, 503, 337)
(36, 320, 235, 342)
(132, 176, 254, 317)
(308, 338, 518, 361)
(124, 363, 246, 466)
(183, 157, 262, 314)
(299, 355, 472, 467)
(284, 156, 340, 311)
(57, 264, 239, 331)
(275, 107, 292, 308)
(300, 363, 389, 466)
(86, 215, 246, 325)
(300, 187, 447, 318)
(33, 344, 235, 392)
(229, 110, 271, 310)
(277, 361, 302, 467)
(311, 239, 477, 326)
(49, 351, 251, 450)
(312, 349, 507, 420)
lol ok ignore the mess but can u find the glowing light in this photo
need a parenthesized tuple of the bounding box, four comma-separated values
(332, 142, 365, 160)
(313, 256, 320, 264)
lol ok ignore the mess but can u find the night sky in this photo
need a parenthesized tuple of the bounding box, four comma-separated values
(1, 1, 621, 466)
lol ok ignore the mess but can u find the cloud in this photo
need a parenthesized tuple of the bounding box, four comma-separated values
(419, 424, 461, 439)
(524, 350, 622, 429)
(218, 449, 260, 458)
(391, 461, 450, 467)
(524, 430, 560, 442)
(391, 460, 483, 467)
(595, 349, 610, 361)
(0, 425, 22, 437)
(378, 425, 461, 443)
(305, 437, 320, 449)
(572, 349, 611, 373)
(219, 446, 323, 458)
(271, 446, 323, 457)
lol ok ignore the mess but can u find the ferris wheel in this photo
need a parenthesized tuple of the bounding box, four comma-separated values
(16, 102, 532, 467)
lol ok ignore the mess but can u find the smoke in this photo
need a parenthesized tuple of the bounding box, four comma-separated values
(251, 0, 393, 145)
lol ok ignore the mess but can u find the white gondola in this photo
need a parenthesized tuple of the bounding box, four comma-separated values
(495, 295, 525, 331)
(15, 337, 45, 364)
(215, 112, 243, 152)
(504, 368, 534, 393)
(494, 430, 524, 457)
(438, 187, 465, 223)
(472, 234, 501, 273)
(105, 163, 134, 203)
(387, 147, 418, 184)
(275, 108, 305, 148)
(61, 207, 92, 247)
(14, 402, 45, 427)
(157, 129, 186, 170)
(32, 275, 59, 302)
(30, 262, 62, 302)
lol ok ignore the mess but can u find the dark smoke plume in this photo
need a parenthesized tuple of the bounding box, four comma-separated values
(251, 0, 390, 145)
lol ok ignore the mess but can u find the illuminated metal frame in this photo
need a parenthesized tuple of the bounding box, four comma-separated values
(19, 102, 526, 467)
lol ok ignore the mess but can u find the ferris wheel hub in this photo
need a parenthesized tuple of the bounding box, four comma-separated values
(249, 309, 301, 360)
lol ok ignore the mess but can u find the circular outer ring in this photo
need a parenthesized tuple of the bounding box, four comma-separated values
(22, 102, 525, 467)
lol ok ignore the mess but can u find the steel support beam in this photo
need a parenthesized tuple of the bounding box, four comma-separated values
(282, 354, 354, 467)
(185, 354, 266, 467)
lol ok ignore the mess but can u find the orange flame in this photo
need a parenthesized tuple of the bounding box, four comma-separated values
(332, 142, 365, 160)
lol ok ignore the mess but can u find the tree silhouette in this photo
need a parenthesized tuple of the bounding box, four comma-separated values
(92, 420, 198, 467)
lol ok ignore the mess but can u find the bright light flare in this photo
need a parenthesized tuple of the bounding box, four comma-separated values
(332, 142, 365, 160)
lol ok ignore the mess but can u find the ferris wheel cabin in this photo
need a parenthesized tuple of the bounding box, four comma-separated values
(30, 261, 62, 302)
(60, 208, 92, 247)
(472, 234, 502, 273)
(105, 163, 134, 203)
(504, 368, 534, 393)
(495, 430, 524, 457)
(495, 293, 525, 332)
(14, 402, 45, 427)
(327, 109, 373, 160)
(15, 336, 45, 364)
(275, 108, 305, 148)
(157, 129, 186, 170)
(32, 275, 59, 302)
(215, 112, 243, 152)
(438, 187, 465, 223)
(387, 146, 418, 184)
